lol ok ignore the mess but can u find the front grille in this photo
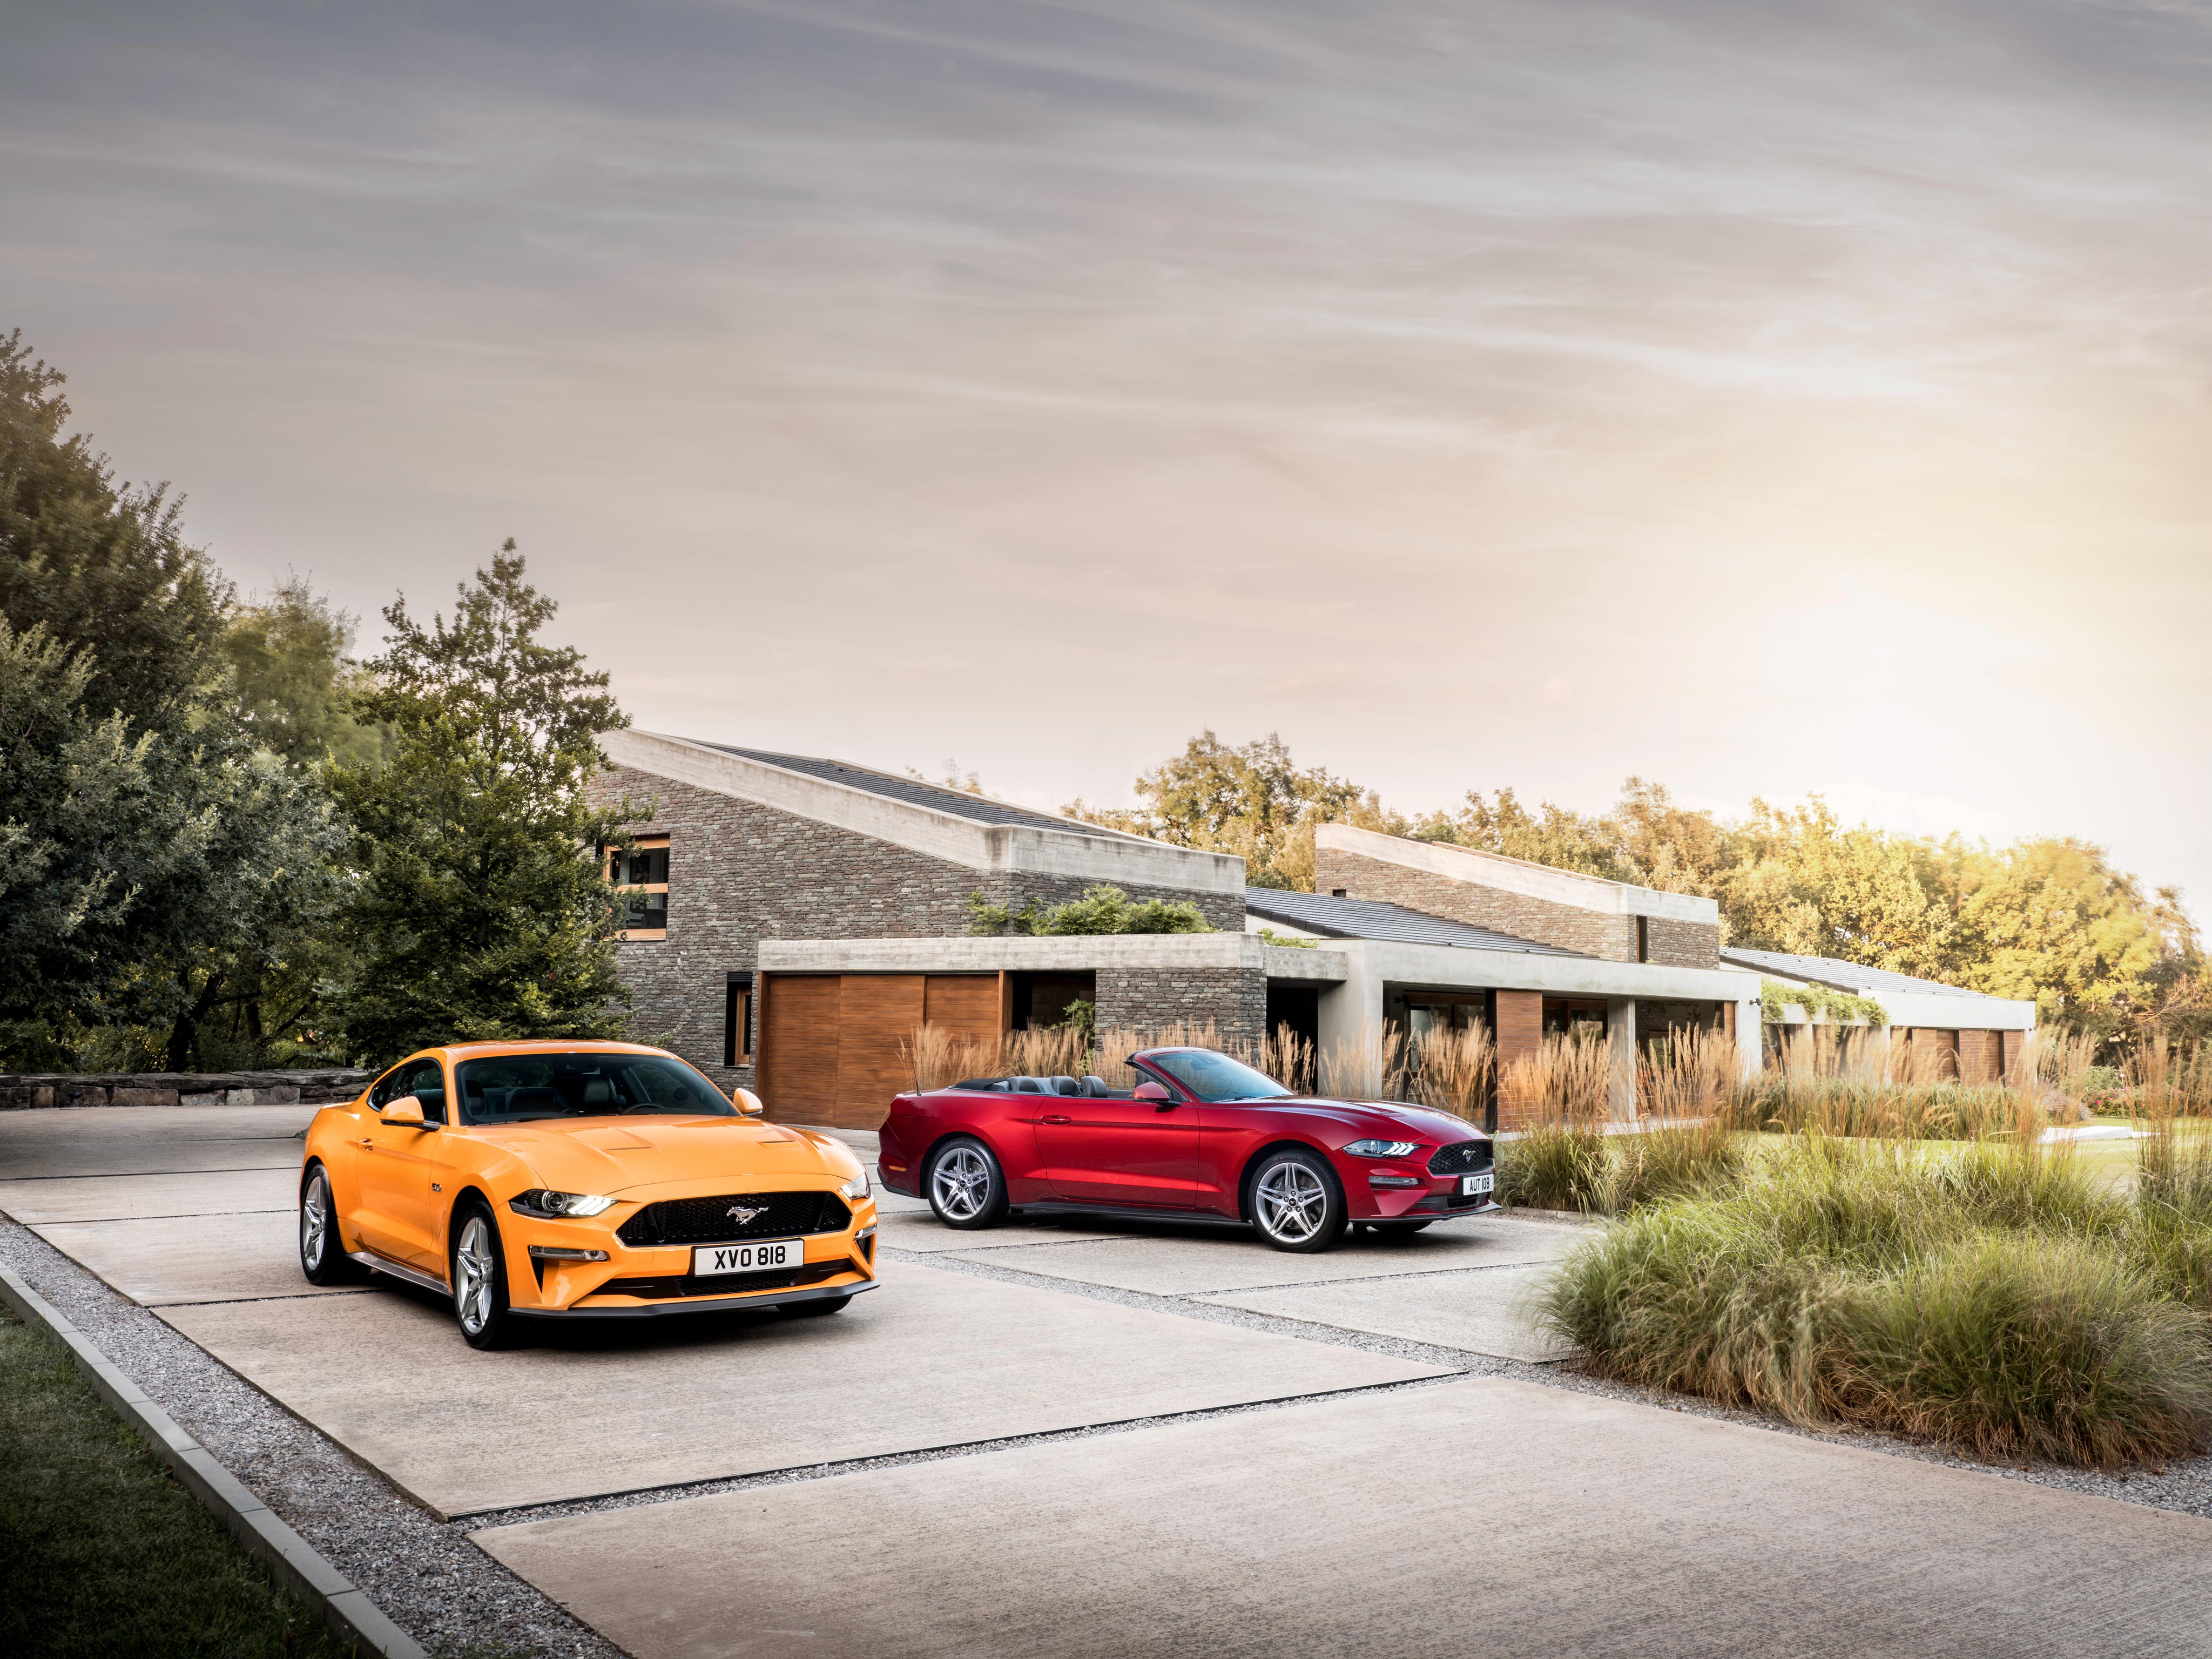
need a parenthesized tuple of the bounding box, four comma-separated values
(589, 1262, 857, 1301)
(618, 1190, 851, 1248)
(1427, 1140, 1493, 1176)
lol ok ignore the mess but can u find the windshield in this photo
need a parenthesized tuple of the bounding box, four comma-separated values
(1145, 1049, 1293, 1104)
(454, 1053, 736, 1124)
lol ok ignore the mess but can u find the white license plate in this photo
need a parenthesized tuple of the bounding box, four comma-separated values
(1460, 1172, 1494, 1197)
(692, 1238, 804, 1277)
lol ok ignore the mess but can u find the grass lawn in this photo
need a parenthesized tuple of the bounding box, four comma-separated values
(0, 1306, 356, 1659)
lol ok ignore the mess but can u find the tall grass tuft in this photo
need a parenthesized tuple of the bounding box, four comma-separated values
(1410, 1024, 1493, 1124)
(1537, 1132, 2212, 1467)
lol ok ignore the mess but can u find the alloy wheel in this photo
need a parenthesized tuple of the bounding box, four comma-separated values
(454, 1215, 498, 1334)
(300, 1175, 329, 1269)
(1255, 1161, 1330, 1244)
(932, 1145, 991, 1222)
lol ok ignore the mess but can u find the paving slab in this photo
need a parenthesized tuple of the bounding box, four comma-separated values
(159, 1256, 1446, 1518)
(0, 1104, 316, 1179)
(872, 1209, 1126, 1253)
(473, 1375, 2212, 1659)
(0, 1166, 296, 1224)
(943, 1215, 1583, 1296)
(31, 1210, 357, 1307)
(1195, 1263, 1570, 1360)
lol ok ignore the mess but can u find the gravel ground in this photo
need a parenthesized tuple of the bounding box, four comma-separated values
(10, 1204, 2212, 1659)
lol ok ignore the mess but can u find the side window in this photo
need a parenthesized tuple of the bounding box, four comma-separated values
(408, 1060, 449, 1125)
(368, 1064, 409, 1111)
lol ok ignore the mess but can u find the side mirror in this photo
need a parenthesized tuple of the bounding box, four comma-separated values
(1132, 1081, 1178, 1110)
(383, 1097, 429, 1129)
(732, 1086, 766, 1117)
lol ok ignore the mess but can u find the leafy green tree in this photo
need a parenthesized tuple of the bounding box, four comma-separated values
(225, 576, 385, 772)
(1066, 730, 1397, 889)
(0, 333, 341, 1070)
(329, 542, 633, 1064)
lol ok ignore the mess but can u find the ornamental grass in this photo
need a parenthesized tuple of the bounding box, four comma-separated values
(1535, 1132, 2212, 1468)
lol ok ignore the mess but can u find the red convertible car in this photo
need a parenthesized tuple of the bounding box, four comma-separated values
(877, 1047, 1496, 1252)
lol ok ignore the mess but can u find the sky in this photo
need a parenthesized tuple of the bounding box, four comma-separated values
(6, 1, 2209, 908)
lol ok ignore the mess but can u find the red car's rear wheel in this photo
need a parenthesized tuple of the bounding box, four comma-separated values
(926, 1136, 1008, 1230)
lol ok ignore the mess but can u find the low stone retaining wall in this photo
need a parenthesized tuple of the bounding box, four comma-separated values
(0, 1069, 370, 1110)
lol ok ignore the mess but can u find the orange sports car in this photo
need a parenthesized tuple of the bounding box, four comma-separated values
(297, 1040, 878, 1347)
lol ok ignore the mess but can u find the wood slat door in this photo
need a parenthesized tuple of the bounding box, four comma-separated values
(923, 974, 1002, 1046)
(832, 975, 927, 1128)
(759, 975, 840, 1123)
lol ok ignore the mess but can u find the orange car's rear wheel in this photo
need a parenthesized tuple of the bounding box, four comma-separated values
(451, 1200, 519, 1350)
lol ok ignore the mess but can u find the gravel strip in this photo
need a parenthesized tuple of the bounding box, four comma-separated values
(0, 1219, 622, 1659)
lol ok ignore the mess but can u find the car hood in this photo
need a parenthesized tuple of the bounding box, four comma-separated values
(466, 1116, 858, 1196)
(1254, 1097, 1486, 1144)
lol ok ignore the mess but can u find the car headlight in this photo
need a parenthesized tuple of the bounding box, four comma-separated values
(509, 1189, 616, 1219)
(1341, 1139, 1420, 1158)
(840, 1171, 871, 1201)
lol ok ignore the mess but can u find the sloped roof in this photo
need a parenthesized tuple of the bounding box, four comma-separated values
(1719, 946, 2003, 1002)
(1245, 888, 1588, 956)
(695, 745, 1131, 840)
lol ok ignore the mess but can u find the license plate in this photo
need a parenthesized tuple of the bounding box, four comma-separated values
(1460, 1172, 1494, 1197)
(692, 1238, 804, 1277)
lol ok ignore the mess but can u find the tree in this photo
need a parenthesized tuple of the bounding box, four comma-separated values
(329, 543, 633, 1064)
(1066, 730, 1397, 889)
(0, 333, 340, 1070)
(225, 576, 385, 772)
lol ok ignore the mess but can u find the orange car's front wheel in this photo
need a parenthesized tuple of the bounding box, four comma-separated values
(451, 1200, 520, 1350)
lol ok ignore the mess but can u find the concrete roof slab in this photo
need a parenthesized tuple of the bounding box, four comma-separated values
(31, 1210, 359, 1307)
(1192, 1262, 1573, 1361)
(943, 1215, 1582, 1296)
(0, 1167, 295, 1224)
(157, 1257, 1446, 1518)
(470, 1375, 2212, 1659)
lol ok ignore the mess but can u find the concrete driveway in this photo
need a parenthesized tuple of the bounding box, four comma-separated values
(9, 1103, 2212, 1658)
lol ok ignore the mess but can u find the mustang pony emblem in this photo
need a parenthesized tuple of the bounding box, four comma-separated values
(725, 1204, 766, 1225)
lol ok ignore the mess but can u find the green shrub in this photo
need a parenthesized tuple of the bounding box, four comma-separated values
(1500, 1117, 1745, 1216)
(1535, 1137, 2212, 1467)
(1497, 1122, 1609, 1212)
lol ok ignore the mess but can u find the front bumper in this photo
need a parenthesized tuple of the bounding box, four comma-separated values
(511, 1277, 879, 1319)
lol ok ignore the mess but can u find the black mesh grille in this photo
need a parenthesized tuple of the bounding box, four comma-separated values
(1427, 1140, 1493, 1176)
(617, 1190, 851, 1248)
(589, 1261, 857, 1301)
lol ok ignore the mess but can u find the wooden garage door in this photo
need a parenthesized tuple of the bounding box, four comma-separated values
(758, 975, 840, 1123)
(832, 975, 927, 1127)
(924, 973, 1003, 1044)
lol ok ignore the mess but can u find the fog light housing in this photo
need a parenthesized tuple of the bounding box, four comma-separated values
(527, 1246, 611, 1263)
(1368, 1174, 1423, 1188)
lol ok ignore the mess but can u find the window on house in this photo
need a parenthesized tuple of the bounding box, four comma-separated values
(606, 834, 670, 940)
(724, 974, 753, 1067)
(1636, 915, 1650, 963)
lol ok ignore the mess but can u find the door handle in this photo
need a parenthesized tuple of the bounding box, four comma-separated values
(1041, 1114, 1071, 1125)
(358, 1136, 373, 1147)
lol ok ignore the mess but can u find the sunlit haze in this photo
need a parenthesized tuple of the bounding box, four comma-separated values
(7, 2, 2208, 905)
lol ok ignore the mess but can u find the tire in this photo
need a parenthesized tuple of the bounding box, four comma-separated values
(298, 1165, 366, 1285)
(784, 1294, 853, 1318)
(450, 1201, 518, 1350)
(1247, 1148, 1347, 1254)
(925, 1136, 1009, 1230)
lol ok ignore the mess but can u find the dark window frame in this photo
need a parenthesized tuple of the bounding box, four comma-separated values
(724, 973, 754, 1068)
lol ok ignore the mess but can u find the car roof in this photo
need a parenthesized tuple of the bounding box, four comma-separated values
(422, 1040, 675, 1060)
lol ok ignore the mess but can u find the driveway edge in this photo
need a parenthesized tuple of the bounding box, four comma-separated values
(0, 1264, 426, 1659)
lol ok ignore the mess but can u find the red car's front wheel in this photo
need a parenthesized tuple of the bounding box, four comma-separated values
(1249, 1150, 1346, 1253)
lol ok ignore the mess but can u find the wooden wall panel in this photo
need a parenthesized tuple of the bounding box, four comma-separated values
(2001, 1029, 2027, 1085)
(1911, 1027, 1960, 1082)
(759, 975, 840, 1123)
(1958, 1029, 2001, 1086)
(1494, 989, 1545, 1131)
(924, 974, 1003, 1044)
(832, 975, 927, 1128)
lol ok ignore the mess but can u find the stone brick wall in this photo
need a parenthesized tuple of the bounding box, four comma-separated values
(1640, 915, 1721, 970)
(1095, 967, 1266, 1054)
(0, 1069, 370, 1110)
(590, 766, 1246, 1086)
(1314, 848, 1633, 960)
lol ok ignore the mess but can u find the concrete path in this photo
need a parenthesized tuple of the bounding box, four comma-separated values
(161, 1256, 1444, 1518)
(0, 1165, 296, 1224)
(31, 1210, 369, 1306)
(1195, 1262, 1573, 1361)
(474, 1375, 2212, 1659)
